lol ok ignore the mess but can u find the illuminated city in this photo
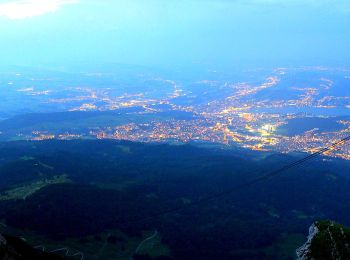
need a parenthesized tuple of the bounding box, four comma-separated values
(2, 66, 348, 161)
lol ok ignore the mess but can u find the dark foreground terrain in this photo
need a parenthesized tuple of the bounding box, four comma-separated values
(0, 140, 350, 259)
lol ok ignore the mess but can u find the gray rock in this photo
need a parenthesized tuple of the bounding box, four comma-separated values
(296, 223, 319, 260)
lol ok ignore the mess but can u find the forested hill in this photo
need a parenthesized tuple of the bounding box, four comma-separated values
(0, 140, 350, 259)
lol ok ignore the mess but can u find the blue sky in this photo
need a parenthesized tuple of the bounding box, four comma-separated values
(0, 0, 349, 70)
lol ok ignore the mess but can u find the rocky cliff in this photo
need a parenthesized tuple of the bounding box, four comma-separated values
(297, 220, 350, 260)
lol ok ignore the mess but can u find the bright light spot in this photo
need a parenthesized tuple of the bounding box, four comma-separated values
(0, 0, 78, 20)
(262, 124, 275, 132)
(259, 124, 276, 136)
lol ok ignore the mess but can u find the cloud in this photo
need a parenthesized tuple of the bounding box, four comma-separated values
(0, 0, 78, 20)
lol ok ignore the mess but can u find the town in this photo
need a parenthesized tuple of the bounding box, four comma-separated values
(7, 67, 348, 161)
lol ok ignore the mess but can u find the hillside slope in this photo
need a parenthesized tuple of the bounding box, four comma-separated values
(0, 234, 63, 259)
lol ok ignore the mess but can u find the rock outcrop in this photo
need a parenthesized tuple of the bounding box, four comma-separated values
(297, 223, 319, 259)
(297, 220, 350, 260)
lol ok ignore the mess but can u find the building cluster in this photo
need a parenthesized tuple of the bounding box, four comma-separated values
(9, 69, 350, 161)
